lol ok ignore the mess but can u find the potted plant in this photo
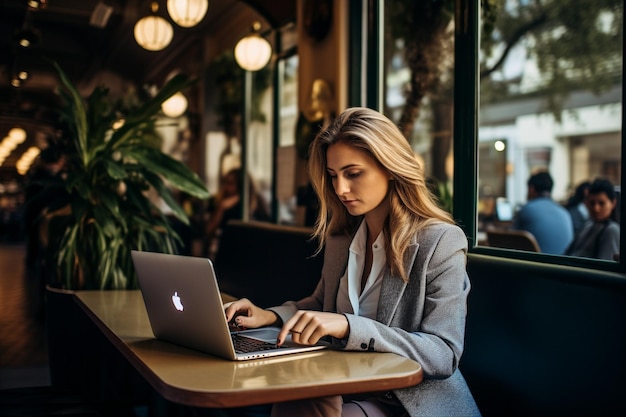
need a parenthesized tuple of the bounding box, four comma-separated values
(35, 63, 209, 291)
(33, 63, 210, 394)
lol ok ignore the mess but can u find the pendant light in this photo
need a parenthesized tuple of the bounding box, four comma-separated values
(27, 0, 47, 9)
(234, 22, 272, 71)
(167, 0, 209, 28)
(134, 2, 173, 51)
(161, 92, 188, 118)
(8, 127, 27, 144)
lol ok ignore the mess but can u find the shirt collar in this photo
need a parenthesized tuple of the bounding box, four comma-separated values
(349, 220, 385, 256)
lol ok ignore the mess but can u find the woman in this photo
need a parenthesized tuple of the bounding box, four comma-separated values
(225, 107, 480, 416)
(566, 178, 620, 261)
(205, 168, 269, 258)
(564, 181, 591, 236)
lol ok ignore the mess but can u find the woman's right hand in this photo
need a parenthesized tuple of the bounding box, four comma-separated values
(224, 298, 279, 329)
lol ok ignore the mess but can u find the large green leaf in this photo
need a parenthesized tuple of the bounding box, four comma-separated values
(53, 62, 89, 166)
(123, 146, 209, 199)
(141, 170, 188, 224)
(126, 74, 194, 125)
(47, 63, 207, 290)
(105, 159, 128, 180)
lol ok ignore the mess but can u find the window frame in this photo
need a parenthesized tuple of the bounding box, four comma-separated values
(453, 0, 625, 274)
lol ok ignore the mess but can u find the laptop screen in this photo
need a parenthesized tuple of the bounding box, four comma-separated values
(496, 199, 513, 221)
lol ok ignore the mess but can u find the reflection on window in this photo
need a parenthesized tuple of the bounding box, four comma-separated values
(247, 65, 274, 221)
(276, 54, 299, 225)
(478, 0, 623, 262)
(383, 0, 456, 213)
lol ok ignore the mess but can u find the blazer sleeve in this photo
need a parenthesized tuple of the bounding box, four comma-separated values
(268, 278, 325, 324)
(343, 224, 470, 378)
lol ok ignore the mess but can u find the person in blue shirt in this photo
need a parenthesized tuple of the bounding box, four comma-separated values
(512, 171, 573, 254)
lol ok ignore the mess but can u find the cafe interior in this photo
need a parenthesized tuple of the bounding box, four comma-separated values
(1, 0, 625, 416)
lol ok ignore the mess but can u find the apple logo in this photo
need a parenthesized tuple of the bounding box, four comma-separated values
(172, 291, 184, 311)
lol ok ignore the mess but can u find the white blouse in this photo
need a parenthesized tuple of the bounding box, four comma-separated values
(336, 221, 386, 319)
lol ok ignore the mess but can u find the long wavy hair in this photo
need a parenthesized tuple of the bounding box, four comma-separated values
(308, 107, 454, 282)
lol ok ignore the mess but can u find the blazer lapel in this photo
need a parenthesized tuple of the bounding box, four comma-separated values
(323, 233, 352, 311)
(377, 240, 419, 325)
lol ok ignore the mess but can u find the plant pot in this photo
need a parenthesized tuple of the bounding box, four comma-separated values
(45, 286, 152, 411)
(45, 286, 86, 389)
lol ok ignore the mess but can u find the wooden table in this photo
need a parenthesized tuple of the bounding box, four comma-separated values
(73, 290, 423, 408)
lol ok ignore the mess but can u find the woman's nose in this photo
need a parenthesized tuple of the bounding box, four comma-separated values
(334, 177, 349, 195)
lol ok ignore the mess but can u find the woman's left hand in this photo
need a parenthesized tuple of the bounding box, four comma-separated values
(277, 310, 349, 346)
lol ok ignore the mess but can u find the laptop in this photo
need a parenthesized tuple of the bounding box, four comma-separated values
(495, 198, 514, 221)
(131, 250, 327, 361)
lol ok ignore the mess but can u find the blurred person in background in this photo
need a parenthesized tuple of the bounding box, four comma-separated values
(205, 168, 269, 258)
(512, 171, 573, 254)
(566, 178, 620, 261)
(564, 181, 591, 236)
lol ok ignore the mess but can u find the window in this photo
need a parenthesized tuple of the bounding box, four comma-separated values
(379, 0, 623, 270)
(477, 0, 623, 264)
(275, 53, 299, 224)
(382, 0, 456, 213)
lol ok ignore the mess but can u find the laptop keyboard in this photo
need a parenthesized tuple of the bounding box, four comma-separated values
(232, 333, 285, 353)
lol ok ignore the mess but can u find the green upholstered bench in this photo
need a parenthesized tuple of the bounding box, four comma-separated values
(212, 220, 324, 308)
(461, 254, 626, 416)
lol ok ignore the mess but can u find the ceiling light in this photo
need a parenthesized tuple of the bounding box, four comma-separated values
(112, 118, 126, 130)
(11, 72, 29, 87)
(8, 127, 27, 144)
(167, 0, 208, 28)
(15, 28, 40, 48)
(134, 2, 174, 51)
(27, 0, 47, 10)
(1, 138, 18, 151)
(161, 92, 188, 117)
(16, 147, 41, 175)
(234, 22, 272, 72)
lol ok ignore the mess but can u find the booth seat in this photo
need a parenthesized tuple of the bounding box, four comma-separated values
(462, 254, 626, 417)
(212, 220, 323, 308)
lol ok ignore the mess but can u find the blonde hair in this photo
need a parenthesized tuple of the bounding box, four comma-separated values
(308, 107, 454, 282)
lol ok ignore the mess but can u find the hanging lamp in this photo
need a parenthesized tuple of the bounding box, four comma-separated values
(167, 0, 208, 28)
(27, 0, 47, 9)
(234, 22, 272, 71)
(8, 127, 27, 144)
(134, 2, 173, 51)
(161, 92, 188, 118)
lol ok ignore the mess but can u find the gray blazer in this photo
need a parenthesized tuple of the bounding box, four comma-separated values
(271, 222, 481, 417)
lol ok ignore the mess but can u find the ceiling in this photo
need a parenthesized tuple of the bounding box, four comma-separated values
(0, 0, 295, 180)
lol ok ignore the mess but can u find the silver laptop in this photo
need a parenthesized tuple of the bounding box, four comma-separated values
(131, 250, 327, 360)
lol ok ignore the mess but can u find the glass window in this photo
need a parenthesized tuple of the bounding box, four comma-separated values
(276, 54, 299, 225)
(477, 0, 623, 262)
(247, 66, 274, 221)
(383, 0, 456, 213)
(201, 50, 272, 239)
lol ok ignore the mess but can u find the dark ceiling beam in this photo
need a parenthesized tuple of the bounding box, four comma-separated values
(240, 0, 296, 28)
